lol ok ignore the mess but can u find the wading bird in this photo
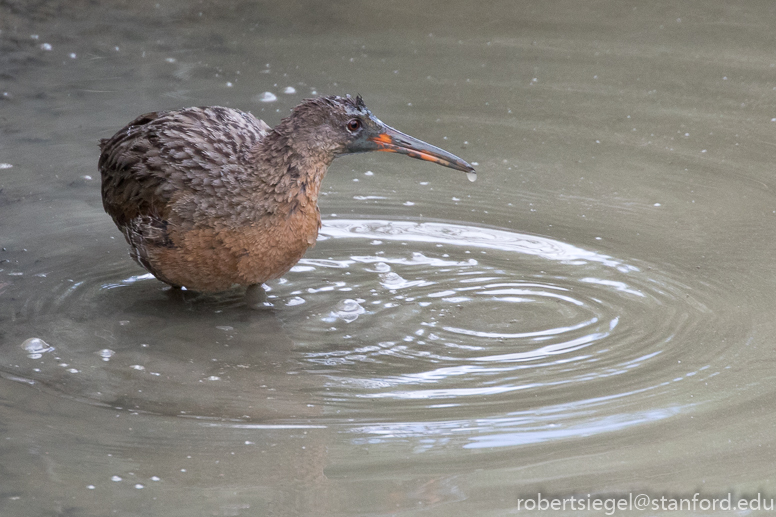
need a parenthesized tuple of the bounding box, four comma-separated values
(100, 95, 474, 293)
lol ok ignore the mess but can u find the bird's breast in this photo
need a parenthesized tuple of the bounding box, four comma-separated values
(231, 202, 322, 282)
(149, 199, 320, 291)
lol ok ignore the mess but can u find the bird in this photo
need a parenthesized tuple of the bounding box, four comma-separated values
(99, 95, 475, 293)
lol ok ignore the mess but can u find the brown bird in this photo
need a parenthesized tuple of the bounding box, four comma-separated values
(99, 95, 474, 293)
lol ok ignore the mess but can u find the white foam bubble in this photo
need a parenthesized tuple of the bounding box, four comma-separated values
(22, 337, 54, 359)
(257, 91, 277, 103)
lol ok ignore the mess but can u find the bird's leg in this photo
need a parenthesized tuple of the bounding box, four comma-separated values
(245, 283, 273, 309)
(164, 284, 205, 305)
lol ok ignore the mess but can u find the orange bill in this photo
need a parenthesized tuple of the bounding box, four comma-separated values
(367, 126, 475, 174)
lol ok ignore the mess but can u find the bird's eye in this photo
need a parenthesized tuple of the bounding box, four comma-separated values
(346, 118, 362, 132)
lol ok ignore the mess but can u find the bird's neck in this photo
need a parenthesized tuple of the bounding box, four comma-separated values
(250, 124, 334, 212)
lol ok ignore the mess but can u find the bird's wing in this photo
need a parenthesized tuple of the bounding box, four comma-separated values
(99, 107, 271, 282)
(99, 107, 270, 230)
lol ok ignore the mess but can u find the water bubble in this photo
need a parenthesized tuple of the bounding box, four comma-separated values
(0, 163, 13, 169)
(467, 171, 477, 182)
(329, 299, 365, 323)
(378, 272, 429, 290)
(22, 338, 54, 359)
(283, 86, 296, 94)
(97, 349, 115, 361)
(373, 262, 391, 273)
(256, 91, 277, 103)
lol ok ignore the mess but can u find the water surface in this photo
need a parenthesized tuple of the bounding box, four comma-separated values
(2, 1, 776, 515)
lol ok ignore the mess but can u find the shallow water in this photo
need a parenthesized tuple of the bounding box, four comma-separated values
(2, 1, 776, 515)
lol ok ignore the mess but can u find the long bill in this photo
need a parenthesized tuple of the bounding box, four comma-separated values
(368, 125, 475, 174)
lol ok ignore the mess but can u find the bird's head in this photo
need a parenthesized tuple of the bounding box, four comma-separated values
(286, 95, 475, 174)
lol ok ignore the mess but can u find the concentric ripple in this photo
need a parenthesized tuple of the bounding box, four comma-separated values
(0, 219, 744, 447)
(277, 220, 741, 446)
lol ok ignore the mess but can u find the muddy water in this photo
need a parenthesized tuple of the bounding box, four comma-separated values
(1, 1, 776, 515)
